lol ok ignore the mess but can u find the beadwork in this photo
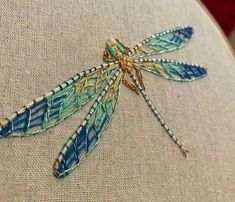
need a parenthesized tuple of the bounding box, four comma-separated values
(0, 26, 207, 178)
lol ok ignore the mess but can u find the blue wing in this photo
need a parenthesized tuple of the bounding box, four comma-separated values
(128, 26, 193, 58)
(0, 62, 118, 138)
(53, 68, 123, 178)
(134, 58, 207, 81)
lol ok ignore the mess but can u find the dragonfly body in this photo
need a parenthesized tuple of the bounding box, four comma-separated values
(104, 38, 145, 92)
(0, 26, 207, 178)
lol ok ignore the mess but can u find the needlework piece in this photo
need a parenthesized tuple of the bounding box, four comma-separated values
(0, 26, 207, 178)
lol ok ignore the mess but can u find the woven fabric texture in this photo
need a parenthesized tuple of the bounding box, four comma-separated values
(0, 0, 235, 201)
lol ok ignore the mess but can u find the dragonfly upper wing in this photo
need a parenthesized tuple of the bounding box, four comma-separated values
(0, 62, 118, 137)
(134, 58, 207, 81)
(53, 68, 123, 178)
(128, 26, 193, 58)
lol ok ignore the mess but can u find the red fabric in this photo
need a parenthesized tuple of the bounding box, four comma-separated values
(201, 0, 235, 35)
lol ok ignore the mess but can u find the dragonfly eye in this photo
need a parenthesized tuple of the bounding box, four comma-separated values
(108, 46, 116, 58)
(117, 44, 125, 54)
(115, 39, 126, 54)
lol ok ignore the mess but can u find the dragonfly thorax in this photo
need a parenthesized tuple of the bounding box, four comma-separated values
(103, 38, 129, 62)
(103, 38, 134, 73)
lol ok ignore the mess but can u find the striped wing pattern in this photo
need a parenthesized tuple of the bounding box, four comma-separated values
(0, 62, 118, 137)
(128, 26, 193, 58)
(54, 68, 123, 178)
(134, 58, 207, 81)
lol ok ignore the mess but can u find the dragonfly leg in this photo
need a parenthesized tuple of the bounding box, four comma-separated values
(122, 79, 139, 95)
(129, 72, 189, 158)
(133, 65, 145, 90)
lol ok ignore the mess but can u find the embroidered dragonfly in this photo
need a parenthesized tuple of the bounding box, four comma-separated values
(0, 26, 207, 178)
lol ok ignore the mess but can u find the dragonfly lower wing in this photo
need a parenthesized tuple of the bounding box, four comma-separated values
(133, 58, 207, 81)
(53, 68, 123, 178)
(0, 62, 118, 138)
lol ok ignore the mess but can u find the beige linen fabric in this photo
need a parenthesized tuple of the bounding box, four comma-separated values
(0, 0, 235, 201)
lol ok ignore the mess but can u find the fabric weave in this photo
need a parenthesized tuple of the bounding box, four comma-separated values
(0, 0, 235, 201)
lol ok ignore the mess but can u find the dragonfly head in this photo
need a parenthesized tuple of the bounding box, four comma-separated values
(103, 38, 128, 61)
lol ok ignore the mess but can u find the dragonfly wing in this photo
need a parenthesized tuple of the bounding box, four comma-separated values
(0, 62, 119, 137)
(134, 58, 207, 81)
(128, 26, 193, 58)
(53, 68, 123, 178)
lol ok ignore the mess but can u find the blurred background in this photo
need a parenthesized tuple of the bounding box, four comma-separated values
(200, 0, 235, 53)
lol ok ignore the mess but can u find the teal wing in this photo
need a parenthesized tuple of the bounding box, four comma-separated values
(128, 26, 193, 58)
(53, 68, 123, 178)
(134, 58, 207, 81)
(0, 62, 119, 137)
